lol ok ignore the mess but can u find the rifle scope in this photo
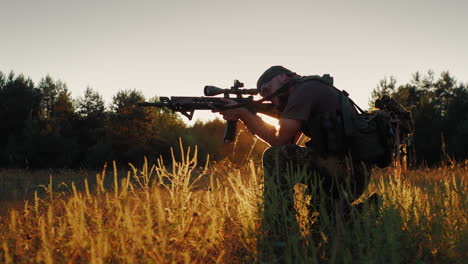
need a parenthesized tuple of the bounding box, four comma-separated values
(203, 86, 258, 97)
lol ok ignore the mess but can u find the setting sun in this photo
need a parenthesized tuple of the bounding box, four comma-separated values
(259, 114, 280, 130)
(0, 0, 466, 263)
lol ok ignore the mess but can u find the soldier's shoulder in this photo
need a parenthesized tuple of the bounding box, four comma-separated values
(297, 74, 334, 86)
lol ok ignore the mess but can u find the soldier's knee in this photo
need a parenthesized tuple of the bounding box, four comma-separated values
(262, 145, 302, 163)
(262, 146, 283, 176)
(262, 146, 282, 163)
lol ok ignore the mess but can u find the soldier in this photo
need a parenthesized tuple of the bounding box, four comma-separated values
(218, 66, 372, 261)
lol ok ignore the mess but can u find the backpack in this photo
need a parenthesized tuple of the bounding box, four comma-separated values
(341, 93, 414, 168)
(299, 74, 414, 168)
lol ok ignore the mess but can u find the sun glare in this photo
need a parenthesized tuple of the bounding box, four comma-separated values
(259, 114, 280, 130)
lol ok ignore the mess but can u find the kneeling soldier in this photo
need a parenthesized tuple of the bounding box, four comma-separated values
(218, 66, 371, 262)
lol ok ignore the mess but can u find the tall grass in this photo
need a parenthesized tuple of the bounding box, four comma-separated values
(0, 143, 466, 263)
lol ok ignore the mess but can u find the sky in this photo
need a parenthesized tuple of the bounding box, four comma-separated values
(1, 0, 467, 124)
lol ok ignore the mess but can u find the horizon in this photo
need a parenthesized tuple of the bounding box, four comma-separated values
(1, 0, 467, 124)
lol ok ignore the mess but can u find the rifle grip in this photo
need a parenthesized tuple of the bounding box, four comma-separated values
(224, 120, 237, 144)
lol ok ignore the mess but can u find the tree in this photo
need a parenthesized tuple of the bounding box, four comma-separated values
(0, 71, 41, 167)
(37, 75, 58, 120)
(369, 76, 397, 107)
(77, 86, 105, 119)
(37, 76, 74, 122)
(75, 87, 109, 167)
(370, 71, 468, 165)
(53, 85, 74, 121)
(108, 90, 184, 164)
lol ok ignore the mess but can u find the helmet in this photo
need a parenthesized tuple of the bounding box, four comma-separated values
(256, 65, 295, 90)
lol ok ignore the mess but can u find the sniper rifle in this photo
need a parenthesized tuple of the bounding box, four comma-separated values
(137, 80, 279, 143)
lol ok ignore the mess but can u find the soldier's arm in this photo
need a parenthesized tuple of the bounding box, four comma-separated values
(239, 111, 303, 146)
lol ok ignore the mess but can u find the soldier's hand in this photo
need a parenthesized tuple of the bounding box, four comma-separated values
(215, 99, 249, 121)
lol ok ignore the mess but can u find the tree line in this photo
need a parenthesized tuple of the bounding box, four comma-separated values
(1, 70, 466, 169)
(370, 71, 468, 166)
(0, 71, 267, 169)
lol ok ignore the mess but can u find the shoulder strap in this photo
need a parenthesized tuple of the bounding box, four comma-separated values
(340, 93, 355, 137)
(337, 90, 366, 114)
(299, 74, 367, 137)
(303, 75, 366, 114)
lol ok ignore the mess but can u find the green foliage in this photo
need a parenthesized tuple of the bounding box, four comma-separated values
(37, 75, 73, 121)
(0, 72, 41, 167)
(183, 118, 268, 165)
(185, 119, 228, 162)
(0, 73, 190, 169)
(370, 71, 468, 165)
(76, 86, 105, 118)
(0, 70, 271, 169)
(369, 76, 397, 108)
(107, 90, 187, 166)
(3, 69, 467, 169)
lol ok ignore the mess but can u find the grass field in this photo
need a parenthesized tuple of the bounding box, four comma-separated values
(0, 145, 466, 263)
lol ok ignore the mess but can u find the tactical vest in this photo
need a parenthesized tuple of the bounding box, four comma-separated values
(296, 75, 413, 168)
(296, 74, 347, 157)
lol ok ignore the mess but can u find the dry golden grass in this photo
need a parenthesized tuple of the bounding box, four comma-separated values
(0, 144, 466, 263)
